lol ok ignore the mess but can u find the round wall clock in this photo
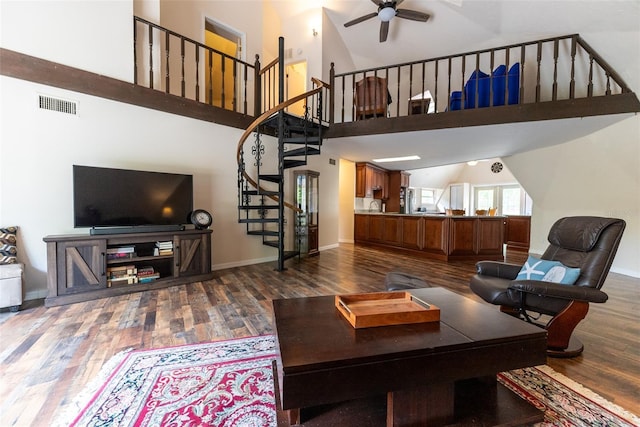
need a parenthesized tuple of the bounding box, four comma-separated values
(491, 162, 504, 173)
(190, 209, 213, 229)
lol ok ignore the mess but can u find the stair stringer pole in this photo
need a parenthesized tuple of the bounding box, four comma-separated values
(277, 36, 286, 271)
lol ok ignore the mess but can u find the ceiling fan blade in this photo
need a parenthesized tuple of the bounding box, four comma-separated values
(379, 20, 389, 43)
(395, 0, 406, 5)
(344, 12, 378, 27)
(370, 0, 384, 7)
(396, 9, 430, 22)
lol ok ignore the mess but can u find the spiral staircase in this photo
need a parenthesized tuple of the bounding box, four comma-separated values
(237, 42, 329, 270)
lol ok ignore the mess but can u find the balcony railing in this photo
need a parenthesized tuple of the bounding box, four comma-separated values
(329, 34, 632, 124)
(134, 16, 262, 116)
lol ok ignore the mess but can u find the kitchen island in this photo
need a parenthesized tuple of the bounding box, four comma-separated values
(354, 212, 505, 262)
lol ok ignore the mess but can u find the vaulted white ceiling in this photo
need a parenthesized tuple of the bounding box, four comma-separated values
(270, 0, 640, 170)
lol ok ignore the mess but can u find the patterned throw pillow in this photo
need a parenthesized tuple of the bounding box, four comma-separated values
(0, 226, 18, 265)
(517, 255, 581, 285)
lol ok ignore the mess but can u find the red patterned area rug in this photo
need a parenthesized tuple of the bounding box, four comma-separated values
(56, 335, 639, 427)
(498, 365, 640, 427)
(62, 335, 278, 427)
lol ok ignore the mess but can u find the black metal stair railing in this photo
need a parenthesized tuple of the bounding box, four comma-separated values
(237, 39, 330, 271)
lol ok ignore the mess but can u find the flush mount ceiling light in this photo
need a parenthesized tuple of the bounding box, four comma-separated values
(372, 155, 420, 163)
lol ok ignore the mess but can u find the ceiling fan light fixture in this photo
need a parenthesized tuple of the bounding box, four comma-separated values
(378, 6, 396, 22)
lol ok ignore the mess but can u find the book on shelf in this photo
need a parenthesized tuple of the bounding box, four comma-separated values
(137, 266, 155, 276)
(107, 276, 139, 287)
(137, 266, 161, 283)
(107, 252, 135, 260)
(108, 265, 136, 274)
(138, 273, 160, 283)
(156, 241, 173, 249)
(106, 246, 135, 254)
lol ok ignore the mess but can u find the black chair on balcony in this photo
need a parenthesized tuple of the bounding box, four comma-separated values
(470, 216, 625, 357)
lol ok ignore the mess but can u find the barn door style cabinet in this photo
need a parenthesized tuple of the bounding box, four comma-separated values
(44, 229, 213, 307)
(294, 170, 319, 256)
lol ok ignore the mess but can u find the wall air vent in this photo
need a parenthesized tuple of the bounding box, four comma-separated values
(38, 95, 78, 115)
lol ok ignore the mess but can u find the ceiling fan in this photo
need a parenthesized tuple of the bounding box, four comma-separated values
(344, 0, 431, 43)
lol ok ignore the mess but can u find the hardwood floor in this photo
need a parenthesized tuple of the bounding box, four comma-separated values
(0, 243, 638, 426)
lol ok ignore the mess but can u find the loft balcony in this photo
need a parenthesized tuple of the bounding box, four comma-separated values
(326, 34, 640, 139)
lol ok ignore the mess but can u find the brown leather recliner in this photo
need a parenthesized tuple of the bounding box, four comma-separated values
(470, 216, 626, 358)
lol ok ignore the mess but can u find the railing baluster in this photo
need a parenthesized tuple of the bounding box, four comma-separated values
(447, 57, 452, 111)
(195, 46, 200, 102)
(165, 32, 170, 93)
(535, 41, 542, 103)
(434, 60, 438, 113)
(570, 35, 576, 99)
(474, 53, 480, 108)
(254, 55, 261, 116)
(520, 44, 525, 104)
(133, 18, 138, 85)
(605, 72, 612, 96)
(408, 64, 413, 114)
(505, 48, 510, 105)
(461, 55, 466, 109)
(180, 38, 185, 98)
(588, 54, 594, 97)
(233, 59, 238, 112)
(421, 61, 426, 114)
(243, 63, 247, 114)
(148, 25, 154, 90)
(340, 74, 344, 123)
(221, 54, 226, 109)
(208, 50, 213, 105)
(552, 39, 559, 101)
(489, 50, 495, 106)
(396, 65, 401, 117)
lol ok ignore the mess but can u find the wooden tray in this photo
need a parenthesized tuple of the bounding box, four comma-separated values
(335, 291, 440, 329)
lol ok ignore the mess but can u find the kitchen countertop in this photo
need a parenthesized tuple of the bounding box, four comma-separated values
(354, 211, 504, 218)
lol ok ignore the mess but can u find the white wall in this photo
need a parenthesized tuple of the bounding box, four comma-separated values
(0, 0, 134, 81)
(505, 115, 640, 277)
(338, 159, 355, 243)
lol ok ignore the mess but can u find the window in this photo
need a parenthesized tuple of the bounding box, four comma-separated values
(473, 185, 531, 215)
(420, 188, 436, 205)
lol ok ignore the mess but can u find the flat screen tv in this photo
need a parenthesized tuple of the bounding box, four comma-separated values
(73, 165, 193, 234)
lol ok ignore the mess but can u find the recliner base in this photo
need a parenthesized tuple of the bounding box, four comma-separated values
(547, 336, 584, 358)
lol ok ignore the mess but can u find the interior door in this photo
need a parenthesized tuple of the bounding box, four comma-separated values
(204, 20, 242, 110)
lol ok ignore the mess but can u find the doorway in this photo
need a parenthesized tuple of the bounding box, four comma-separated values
(204, 19, 244, 110)
(285, 61, 307, 116)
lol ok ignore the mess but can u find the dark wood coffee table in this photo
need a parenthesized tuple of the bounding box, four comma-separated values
(272, 287, 547, 426)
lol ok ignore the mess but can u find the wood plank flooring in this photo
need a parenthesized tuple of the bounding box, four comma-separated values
(0, 243, 638, 426)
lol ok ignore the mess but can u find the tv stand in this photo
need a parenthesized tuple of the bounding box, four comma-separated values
(90, 225, 186, 235)
(43, 229, 213, 307)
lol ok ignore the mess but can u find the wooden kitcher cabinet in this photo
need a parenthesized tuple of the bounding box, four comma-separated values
(355, 162, 388, 199)
(354, 214, 504, 261)
(386, 171, 411, 213)
(43, 229, 213, 307)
